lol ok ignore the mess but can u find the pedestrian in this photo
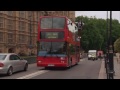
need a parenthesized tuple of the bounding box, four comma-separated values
(99, 53, 102, 60)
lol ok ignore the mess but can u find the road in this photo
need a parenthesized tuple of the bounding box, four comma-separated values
(0, 58, 102, 79)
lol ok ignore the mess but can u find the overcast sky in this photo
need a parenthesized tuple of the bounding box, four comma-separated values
(75, 11, 120, 22)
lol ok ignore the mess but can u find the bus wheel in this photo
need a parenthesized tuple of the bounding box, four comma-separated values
(76, 62, 78, 65)
(76, 58, 79, 65)
(45, 67, 49, 69)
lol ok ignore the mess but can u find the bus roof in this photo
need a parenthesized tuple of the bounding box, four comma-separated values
(39, 16, 76, 25)
(40, 16, 67, 19)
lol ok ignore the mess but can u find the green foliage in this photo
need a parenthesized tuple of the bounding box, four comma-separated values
(75, 16, 120, 53)
(114, 38, 120, 52)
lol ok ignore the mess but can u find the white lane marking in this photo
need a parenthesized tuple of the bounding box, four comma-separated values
(80, 59, 85, 61)
(17, 70, 48, 79)
(98, 60, 106, 79)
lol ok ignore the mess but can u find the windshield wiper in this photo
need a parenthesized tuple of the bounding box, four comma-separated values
(43, 53, 47, 58)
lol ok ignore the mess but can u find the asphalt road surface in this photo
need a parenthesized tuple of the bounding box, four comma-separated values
(0, 58, 102, 79)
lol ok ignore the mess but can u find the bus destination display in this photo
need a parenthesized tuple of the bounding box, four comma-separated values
(46, 32, 58, 39)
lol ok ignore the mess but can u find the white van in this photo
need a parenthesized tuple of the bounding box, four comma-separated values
(88, 50, 97, 60)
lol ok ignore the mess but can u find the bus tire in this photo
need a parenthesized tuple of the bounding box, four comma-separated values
(76, 62, 78, 65)
(68, 58, 72, 68)
(76, 58, 79, 65)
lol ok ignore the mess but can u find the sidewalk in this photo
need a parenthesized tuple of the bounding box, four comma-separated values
(99, 57, 120, 79)
(113, 57, 120, 79)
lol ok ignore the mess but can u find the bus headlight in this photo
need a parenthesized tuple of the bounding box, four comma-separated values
(38, 61, 41, 63)
(60, 57, 65, 60)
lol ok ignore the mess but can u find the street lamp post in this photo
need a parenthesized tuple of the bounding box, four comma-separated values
(77, 19, 84, 36)
(105, 11, 110, 79)
(77, 19, 84, 52)
(108, 11, 114, 79)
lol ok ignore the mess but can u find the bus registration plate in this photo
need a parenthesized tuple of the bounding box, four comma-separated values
(48, 64, 54, 66)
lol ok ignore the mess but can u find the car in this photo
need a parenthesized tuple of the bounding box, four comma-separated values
(0, 53, 28, 76)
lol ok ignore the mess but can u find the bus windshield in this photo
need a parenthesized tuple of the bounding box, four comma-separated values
(41, 17, 65, 29)
(38, 42, 67, 57)
(89, 52, 96, 56)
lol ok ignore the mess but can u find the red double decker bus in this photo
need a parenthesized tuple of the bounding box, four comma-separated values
(37, 16, 80, 68)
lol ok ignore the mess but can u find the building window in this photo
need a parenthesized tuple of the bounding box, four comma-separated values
(56, 11, 59, 15)
(7, 20, 14, 30)
(0, 23, 3, 28)
(38, 11, 41, 17)
(7, 11, 13, 16)
(61, 11, 63, 16)
(28, 23, 33, 32)
(48, 12, 52, 16)
(19, 21, 26, 31)
(58, 11, 61, 16)
(37, 12, 39, 17)
(28, 11, 33, 20)
(40, 12, 44, 16)
(0, 17, 3, 28)
(63, 11, 65, 16)
(0, 32, 3, 42)
(36, 12, 37, 21)
(8, 33, 14, 43)
(19, 11, 26, 18)
(19, 34, 26, 43)
(28, 36, 33, 45)
(67, 11, 69, 17)
(0, 11, 4, 14)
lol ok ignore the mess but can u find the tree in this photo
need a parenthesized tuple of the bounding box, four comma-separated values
(75, 16, 120, 53)
(114, 38, 120, 53)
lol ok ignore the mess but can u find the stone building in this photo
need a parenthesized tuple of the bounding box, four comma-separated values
(0, 11, 75, 55)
